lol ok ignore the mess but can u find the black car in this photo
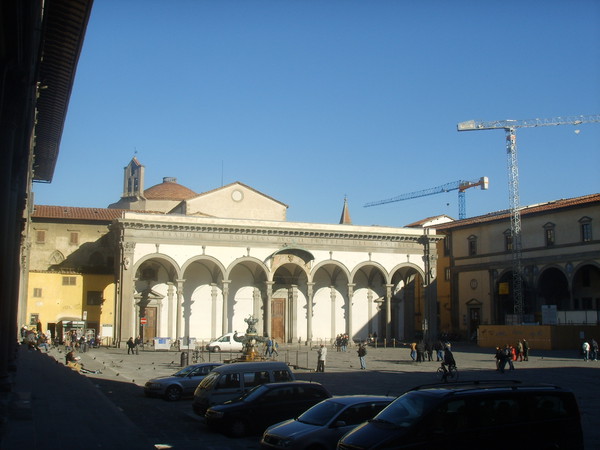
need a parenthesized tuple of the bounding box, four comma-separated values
(205, 381, 332, 437)
(338, 380, 583, 450)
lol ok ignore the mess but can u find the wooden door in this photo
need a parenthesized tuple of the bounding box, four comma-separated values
(142, 307, 158, 343)
(271, 298, 285, 342)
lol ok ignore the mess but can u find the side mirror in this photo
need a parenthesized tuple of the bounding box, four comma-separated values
(332, 420, 347, 428)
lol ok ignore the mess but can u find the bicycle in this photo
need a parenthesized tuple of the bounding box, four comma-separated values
(437, 363, 458, 382)
(191, 349, 204, 363)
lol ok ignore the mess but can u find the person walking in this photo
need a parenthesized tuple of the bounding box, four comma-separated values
(316, 344, 327, 372)
(504, 345, 515, 370)
(410, 342, 417, 361)
(590, 338, 598, 361)
(357, 343, 367, 369)
(522, 338, 529, 361)
(582, 341, 590, 361)
(517, 340, 524, 362)
(126, 337, 136, 355)
(434, 340, 444, 361)
(424, 341, 433, 361)
(416, 341, 425, 363)
(265, 337, 274, 357)
(134, 335, 142, 354)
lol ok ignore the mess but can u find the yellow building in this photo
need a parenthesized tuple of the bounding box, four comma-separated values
(24, 206, 122, 343)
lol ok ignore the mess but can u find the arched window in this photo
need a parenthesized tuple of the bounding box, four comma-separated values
(467, 235, 478, 256)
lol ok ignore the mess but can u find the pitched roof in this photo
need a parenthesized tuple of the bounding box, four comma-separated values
(405, 214, 455, 228)
(432, 193, 600, 230)
(193, 181, 288, 207)
(32, 205, 127, 221)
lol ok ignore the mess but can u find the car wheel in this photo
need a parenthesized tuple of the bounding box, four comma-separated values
(228, 419, 247, 438)
(212, 346, 220, 353)
(164, 385, 182, 401)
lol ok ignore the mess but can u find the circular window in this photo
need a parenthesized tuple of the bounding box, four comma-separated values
(470, 279, 478, 289)
(231, 189, 244, 202)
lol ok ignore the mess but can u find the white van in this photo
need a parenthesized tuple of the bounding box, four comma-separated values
(206, 332, 244, 353)
(192, 361, 295, 416)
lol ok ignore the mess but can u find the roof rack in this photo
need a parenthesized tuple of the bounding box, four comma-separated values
(410, 380, 522, 391)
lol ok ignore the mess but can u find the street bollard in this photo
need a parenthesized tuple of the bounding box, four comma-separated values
(180, 351, 189, 367)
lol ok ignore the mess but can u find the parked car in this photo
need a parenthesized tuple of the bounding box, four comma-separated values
(337, 381, 583, 450)
(205, 381, 332, 437)
(144, 362, 222, 401)
(193, 361, 295, 416)
(206, 332, 244, 352)
(261, 395, 393, 450)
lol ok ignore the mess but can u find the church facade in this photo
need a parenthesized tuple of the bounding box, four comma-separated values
(26, 159, 442, 346)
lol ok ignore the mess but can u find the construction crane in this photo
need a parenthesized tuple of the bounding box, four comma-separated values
(364, 177, 489, 219)
(457, 114, 600, 321)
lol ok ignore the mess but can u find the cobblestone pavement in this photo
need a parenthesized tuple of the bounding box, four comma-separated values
(4, 342, 599, 449)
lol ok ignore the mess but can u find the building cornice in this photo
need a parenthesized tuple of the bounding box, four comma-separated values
(113, 213, 443, 245)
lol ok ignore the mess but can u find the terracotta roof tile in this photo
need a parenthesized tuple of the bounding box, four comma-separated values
(144, 180, 197, 200)
(432, 193, 600, 230)
(32, 205, 127, 221)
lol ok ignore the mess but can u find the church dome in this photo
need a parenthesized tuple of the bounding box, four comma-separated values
(144, 177, 197, 200)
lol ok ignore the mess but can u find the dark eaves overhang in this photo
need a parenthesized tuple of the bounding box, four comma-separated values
(33, 0, 93, 182)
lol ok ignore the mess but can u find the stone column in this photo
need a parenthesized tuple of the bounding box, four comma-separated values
(210, 283, 217, 339)
(330, 286, 337, 341)
(265, 281, 273, 338)
(177, 279, 189, 344)
(291, 285, 298, 341)
(118, 241, 136, 346)
(307, 282, 314, 345)
(385, 284, 393, 341)
(253, 287, 262, 333)
(367, 288, 374, 335)
(167, 283, 176, 338)
(347, 283, 355, 339)
(421, 234, 439, 342)
(221, 280, 230, 334)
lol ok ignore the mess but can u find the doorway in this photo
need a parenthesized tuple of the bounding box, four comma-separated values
(271, 298, 285, 342)
(468, 307, 481, 341)
(141, 307, 157, 343)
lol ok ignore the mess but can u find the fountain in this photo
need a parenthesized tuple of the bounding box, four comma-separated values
(231, 315, 269, 362)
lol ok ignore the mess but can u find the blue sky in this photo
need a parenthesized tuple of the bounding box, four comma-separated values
(34, 0, 600, 227)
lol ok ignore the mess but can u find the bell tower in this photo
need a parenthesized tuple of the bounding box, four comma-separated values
(123, 157, 145, 198)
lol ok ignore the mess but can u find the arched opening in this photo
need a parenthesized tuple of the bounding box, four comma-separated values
(537, 267, 569, 310)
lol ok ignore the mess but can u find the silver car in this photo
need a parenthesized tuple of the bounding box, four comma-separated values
(260, 395, 393, 449)
(144, 363, 222, 401)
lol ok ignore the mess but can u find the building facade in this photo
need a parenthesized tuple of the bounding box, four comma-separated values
(434, 194, 600, 339)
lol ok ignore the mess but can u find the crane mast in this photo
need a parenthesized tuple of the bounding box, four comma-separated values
(457, 114, 600, 322)
(364, 177, 488, 220)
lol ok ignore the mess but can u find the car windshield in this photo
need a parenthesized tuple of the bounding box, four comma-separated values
(297, 400, 345, 426)
(198, 371, 219, 389)
(239, 384, 270, 402)
(173, 366, 196, 377)
(372, 391, 439, 428)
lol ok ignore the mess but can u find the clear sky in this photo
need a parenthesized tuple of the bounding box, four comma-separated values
(34, 0, 600, 227)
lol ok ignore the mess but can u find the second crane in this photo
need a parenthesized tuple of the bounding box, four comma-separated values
(364, 177, 489, 220)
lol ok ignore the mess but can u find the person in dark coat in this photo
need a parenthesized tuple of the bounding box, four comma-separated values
(126, 337, 136, 355)
(416, 341, 425, 362)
